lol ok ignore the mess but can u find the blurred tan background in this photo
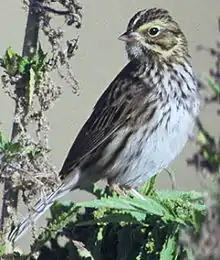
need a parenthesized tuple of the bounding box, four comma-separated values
(0, 0, 220, 248)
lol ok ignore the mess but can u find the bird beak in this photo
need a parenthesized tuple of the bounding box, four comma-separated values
(118, 31, 141, 42)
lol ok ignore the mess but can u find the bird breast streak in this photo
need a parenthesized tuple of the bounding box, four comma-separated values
(105, 101, 194, 188)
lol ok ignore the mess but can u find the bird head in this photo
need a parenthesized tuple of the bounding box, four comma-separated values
(119, 8, 189, 64)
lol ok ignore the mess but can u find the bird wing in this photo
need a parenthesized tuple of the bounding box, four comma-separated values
(59, 61, 149, 179)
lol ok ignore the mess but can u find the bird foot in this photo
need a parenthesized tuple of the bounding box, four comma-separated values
(128, 188, 146, 200)
(108, 183, 145, 199)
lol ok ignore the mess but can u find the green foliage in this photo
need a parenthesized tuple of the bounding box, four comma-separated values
(0, 131, 22, 161)
(159, 232, 179, 260)
(0, 243, 5, 257)
(15, 182, 205, 260)
(1, 45, 48, 76)
(1, 45, 48, 106)
(207, 76, 220, 95)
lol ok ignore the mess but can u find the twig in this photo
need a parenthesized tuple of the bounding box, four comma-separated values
(29, 0, 71, 15)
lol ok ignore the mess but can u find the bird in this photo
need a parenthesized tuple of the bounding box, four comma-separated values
(9, 7, 200, 242)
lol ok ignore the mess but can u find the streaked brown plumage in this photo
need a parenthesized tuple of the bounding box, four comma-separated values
(9, 7, 200, 242)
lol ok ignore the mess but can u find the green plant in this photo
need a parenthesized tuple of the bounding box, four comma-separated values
(183, 38, 220, 260)
(10, 179, 203, 259)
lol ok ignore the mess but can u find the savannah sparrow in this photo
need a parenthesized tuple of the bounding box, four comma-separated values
(9, 8, 200, 241)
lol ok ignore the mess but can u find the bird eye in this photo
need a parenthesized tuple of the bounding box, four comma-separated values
(148, 27, 160, 37)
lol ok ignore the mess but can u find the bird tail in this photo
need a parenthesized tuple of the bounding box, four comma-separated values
(8, 172, 80, 242)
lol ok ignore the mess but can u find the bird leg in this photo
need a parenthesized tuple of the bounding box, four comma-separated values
(108, 183, 127, 196)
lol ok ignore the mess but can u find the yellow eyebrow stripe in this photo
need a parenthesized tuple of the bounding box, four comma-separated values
(137, 24, 150, 32)
(137, 20, 165, 32)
